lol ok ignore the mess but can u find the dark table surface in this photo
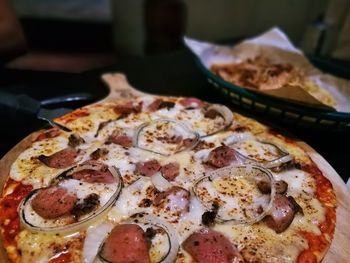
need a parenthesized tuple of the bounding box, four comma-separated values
(0, 49, 349, 183)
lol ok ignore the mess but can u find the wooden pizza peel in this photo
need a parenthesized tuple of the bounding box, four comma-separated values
(0, 73, 349, 263)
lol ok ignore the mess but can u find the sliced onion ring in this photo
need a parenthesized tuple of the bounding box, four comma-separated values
(133, 118, 199, 156)
(222, 132, 253, 145)
(193, 165, 276, 225)
(19, 166, 123, 233)
(97, 213, 180, 263)
(201, 104, 233, 137)
(152, 172, 173, 192)
(233, 141, 293, 169)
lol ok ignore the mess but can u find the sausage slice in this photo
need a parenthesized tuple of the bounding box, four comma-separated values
(179, 98, 205, 108)
(135, 160, 161, 177)
(207, 145, 238, 168)
(38, 148, 79, 169)
(31, 186, 77, 219)
(71, 161, 115, 184)
(264, 194, 298, 233)
(183, 228, 239, 263)
(160, 162, 180, 181)
(114, 101, 142, 114)
(100, 224, 150, 263)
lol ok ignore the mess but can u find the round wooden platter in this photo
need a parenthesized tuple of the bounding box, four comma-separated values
(0, 73, 349, 263)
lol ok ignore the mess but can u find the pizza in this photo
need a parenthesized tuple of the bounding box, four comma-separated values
(210, 56, 337, 108)
(0, 74, 336, 263)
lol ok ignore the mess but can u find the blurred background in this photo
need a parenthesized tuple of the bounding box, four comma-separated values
(2, 0, 350, 70)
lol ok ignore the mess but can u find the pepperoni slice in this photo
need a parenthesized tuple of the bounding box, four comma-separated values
(114, 101, 142, 114)
(183, 228, 239, 263)
(160, 162, 180, 181)
(100, 224, 150, 263)
(31, 186, 77, 219)
(135, 160, 161, 177)
(264, 194, 296, 233)
(207, 145, 238, 168)
(38, 148, 79, 169)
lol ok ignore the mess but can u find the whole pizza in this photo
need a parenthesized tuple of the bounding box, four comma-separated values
(0, 74, 336, 263)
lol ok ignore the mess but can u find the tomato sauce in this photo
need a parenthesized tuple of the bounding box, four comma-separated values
(298, 164, 336, 262)
(0, 180, 33, 246)
(49, 251, 71, 263)
(55, 108, 90, 124)
(35, 128, 61, 142)
(302, 164, 336, 206)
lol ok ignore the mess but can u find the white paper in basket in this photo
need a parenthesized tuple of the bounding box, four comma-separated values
(185, 27, 350, 113)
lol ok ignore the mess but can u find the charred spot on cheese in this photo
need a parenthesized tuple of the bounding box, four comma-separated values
(229, 125, 251, 133)
(68, 134, 85, 147)
(94, 119, 113, 137)
(202, 202, 219, 227)
(72, 193, 100, 219)
(90, 148, 109, 160)
(145, 227, 157, 246)
(288, 196, 304, 215)
(193, 140, 216, 151)
(50, 169, 73, 185)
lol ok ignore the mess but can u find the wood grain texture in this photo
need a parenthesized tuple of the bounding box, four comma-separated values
(0, 73, 349, 262)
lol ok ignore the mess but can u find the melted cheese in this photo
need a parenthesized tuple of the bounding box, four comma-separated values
(16, 230, 83, 263)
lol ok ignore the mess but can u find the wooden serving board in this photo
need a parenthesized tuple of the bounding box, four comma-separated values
(0, 73, 349, 263)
